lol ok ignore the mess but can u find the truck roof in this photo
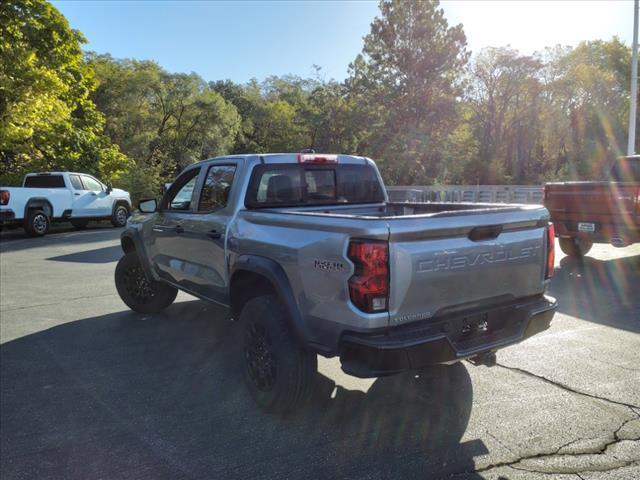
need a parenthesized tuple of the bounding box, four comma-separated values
(198, 153, 372, 166)
(24, 172, 91, 176)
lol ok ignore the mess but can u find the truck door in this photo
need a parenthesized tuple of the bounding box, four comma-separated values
(149, 163, 236, 304)
(71, 175, 112, 217)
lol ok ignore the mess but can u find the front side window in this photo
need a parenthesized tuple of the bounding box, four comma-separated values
(69, 175, 84, 190)
(81, 176, 103, 192)
(164, 168, 200, 211)
(198, 165, 236, 212)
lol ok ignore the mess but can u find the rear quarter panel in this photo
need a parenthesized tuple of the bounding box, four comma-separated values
(230, 211, 391, 337)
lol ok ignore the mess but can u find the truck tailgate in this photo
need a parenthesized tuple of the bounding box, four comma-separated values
(387, 207, 549, 326)
(545, 182, 638, 217)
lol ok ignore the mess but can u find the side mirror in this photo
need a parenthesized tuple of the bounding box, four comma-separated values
(138, 198, 157, 213)
(106, 184, 113, 195)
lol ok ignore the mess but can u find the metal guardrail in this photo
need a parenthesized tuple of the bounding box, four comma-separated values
(386, 185, 544, 205)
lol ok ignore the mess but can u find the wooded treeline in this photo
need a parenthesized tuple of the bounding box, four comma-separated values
(1, 0, 634, 201)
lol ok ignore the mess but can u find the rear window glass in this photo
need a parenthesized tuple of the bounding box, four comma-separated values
(24, 175, 65, 188)
(246, 164, 384, 208)
(610, 158, 640, 182)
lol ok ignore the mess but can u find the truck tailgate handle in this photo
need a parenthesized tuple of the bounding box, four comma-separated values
(174, 225, 184, 234)
(207, 229, 221, 239)
(468, 225, 503, 241)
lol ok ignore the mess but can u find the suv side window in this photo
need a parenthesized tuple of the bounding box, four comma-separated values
(69, 175, 84, 190)
(198, 165, 236, 212)
(81, 175, 103, 192)
(163, 168, 200, 211)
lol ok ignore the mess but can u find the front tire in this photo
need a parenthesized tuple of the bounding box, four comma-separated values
(239, 295, 317, 414)
(559, 237, 593, 258)
(111, 204, 129, 228)
(115, 251, 177, 314)
(25, 210, 50, 237)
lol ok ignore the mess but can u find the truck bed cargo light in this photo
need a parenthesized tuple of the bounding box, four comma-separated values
(297, 154, 338, 164)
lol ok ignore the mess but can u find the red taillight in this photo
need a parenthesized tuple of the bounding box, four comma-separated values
(545, 222, 555, 280)
(297, 153, 338, 164)
(0, 190, 9, 206)
(347, 240, 389, 313)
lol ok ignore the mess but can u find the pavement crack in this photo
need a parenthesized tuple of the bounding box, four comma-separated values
(448, 415, 640, 478)
(496, 362, 640, 410)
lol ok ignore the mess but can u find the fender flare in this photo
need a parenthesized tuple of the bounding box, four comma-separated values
(230, 255, 309, 345)
(24, 198, 54, 220)
(120, 229, 158, 281)
(111, 198, 132, 217)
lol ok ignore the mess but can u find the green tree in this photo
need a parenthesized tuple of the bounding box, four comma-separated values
(467, 47, 544, 183)
(0, 0, 129, 185)
(88, 54, 240, 200)
(347, 0, 469, 184)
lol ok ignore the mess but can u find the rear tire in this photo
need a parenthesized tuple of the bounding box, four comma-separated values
(111, 204, 129, 228)
(559, 237, 593, 258)
(25, 210, 50, 237)
(115, 251, 177, 314)
(239, 295, 317, 414)
(70, 219, 89, 230)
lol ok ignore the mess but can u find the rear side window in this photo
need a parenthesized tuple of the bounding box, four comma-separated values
(245, 164, 384, 208)
(198, 165, 236, 212)
(24, 175, 65, 188)
(69, 175, 84, 190)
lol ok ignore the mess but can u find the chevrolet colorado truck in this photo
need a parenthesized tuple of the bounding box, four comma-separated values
(0, 172, 131, 236)
(544, 155, 640, 257)
(115, 153, 557, 413)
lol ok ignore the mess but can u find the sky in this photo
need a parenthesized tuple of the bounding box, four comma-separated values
(52, 0, 633, 84)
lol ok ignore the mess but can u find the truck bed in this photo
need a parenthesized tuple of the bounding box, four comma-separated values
(235, 201, 550, 332)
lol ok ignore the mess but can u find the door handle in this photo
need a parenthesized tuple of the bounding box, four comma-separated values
(208, 229, 221, 239)
(73, 193, 81, 196)
(174, 225, 184, 234)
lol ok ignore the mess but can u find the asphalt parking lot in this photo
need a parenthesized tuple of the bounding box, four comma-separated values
(1, 224, 639, 479)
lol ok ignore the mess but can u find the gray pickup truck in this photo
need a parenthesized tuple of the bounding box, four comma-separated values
(115, 153, 557, 413)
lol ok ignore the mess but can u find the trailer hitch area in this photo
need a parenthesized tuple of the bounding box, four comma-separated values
(467, 351, 497, 367)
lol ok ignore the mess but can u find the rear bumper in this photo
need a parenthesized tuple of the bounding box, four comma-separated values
(0, 209, 16, 225)
(339, 295, 557, 378)
(552, 218, 639, 244)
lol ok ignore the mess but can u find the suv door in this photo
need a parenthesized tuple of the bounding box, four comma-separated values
(148, 163, 237, 304)
(71, 175, 111, 217)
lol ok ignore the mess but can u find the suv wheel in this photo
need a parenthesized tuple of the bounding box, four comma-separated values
(239, 295, 317, 414)
(559, 237, 593, 258)
(25, 210, 50, 237)
(111, 205, 129, 228)
(115, 251, 178, 314)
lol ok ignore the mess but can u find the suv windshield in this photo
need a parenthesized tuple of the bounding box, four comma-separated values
(245, 164, 385, 208)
